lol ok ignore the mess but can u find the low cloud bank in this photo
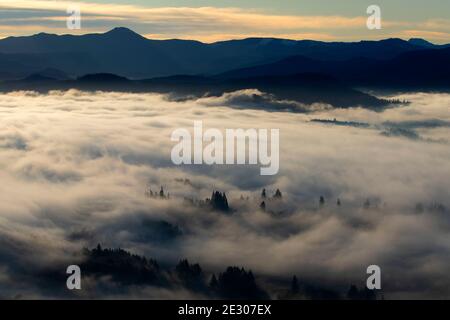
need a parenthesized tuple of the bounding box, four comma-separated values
(0, 90, 449, 299)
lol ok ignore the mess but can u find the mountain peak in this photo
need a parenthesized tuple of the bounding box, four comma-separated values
(408, 38, 435, 48)
(77, 73, 129, 82)
(104, 27, 142, 38)
(378, 38, 407, 44)
(32, 32, 58, 39)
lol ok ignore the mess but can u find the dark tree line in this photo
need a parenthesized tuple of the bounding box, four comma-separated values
(346, 285, 378, 300)
(209, 267, 269, 300)
(78, 245, 381, 300)
(81, 245, 163, 286)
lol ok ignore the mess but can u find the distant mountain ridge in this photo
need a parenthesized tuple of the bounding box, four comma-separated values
(218, 47, 450, 88)
(0, 27, 448, 80)
(0, 71, 398, 110)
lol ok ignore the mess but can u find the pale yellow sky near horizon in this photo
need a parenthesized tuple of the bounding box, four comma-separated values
(0, 0, 449, 43)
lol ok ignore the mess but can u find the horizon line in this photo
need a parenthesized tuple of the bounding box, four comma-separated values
(0, 27, 446, 46)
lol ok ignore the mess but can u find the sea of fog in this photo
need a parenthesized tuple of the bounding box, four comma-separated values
(0, 90, 449, 299)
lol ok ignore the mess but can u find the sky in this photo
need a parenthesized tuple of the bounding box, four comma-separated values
(0, 0, 449, 43)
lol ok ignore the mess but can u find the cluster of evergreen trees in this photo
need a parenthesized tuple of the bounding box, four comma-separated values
(175, 259, 204, 290)
(81, 245, 162, 286)
(79, 245, 380, 300)
(148, 185, 288, 214)
(208, 191, 230, 212)
(81, 245, 267, 299)
(145, 186, 170, 199)
(183, 191, 231, 212)
(147, 183, 449, 215)
(260, 188, 282, 200)
(210, 267, 268, 299)
(259, 188, 283, 212)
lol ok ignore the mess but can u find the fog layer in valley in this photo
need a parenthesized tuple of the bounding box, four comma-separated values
(0, 90, 449, 299)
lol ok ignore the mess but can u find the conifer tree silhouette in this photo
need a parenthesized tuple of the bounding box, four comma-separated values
(260, 201, 266, 211)
(274, 189, 282, 199)
(291, 275, 300, 294)
(320, 196, 325, 206)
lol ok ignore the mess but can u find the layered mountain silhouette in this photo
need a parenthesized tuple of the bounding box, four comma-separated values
(0, 72, 394, 109)
(0, 27, 449, 109)
(218, 47, 450, 88)
(0, 27, 448, 81)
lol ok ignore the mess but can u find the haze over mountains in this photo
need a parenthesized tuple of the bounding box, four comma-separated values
(0, 27, 449, 82)
(1, 72, 390, 109)
(0, 27, 449, 109)
(219, 47, 450, 88)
